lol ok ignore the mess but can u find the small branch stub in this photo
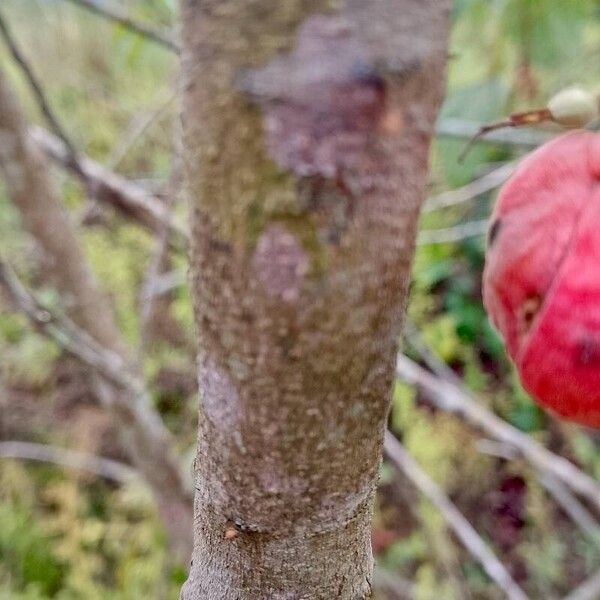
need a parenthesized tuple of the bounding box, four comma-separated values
(460, 86, 600, 161)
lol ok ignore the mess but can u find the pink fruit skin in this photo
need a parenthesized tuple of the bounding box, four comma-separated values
(483, 131, 600, 426)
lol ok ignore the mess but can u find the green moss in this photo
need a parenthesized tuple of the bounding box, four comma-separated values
(82, 224, 152, 345)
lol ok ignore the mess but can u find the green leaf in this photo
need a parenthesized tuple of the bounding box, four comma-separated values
(503, 0, 592, 67)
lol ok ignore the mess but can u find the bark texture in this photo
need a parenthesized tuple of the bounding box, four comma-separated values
(0, 69, 193, 561)
(180, 1, 450, 597)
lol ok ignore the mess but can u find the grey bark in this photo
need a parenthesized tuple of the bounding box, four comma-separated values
(180, 0, 450, 597)
(0, 68, 193, 561)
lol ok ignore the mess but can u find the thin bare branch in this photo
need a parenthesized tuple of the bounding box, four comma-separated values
(476, 439, 518, 461)
(435, 117, 553, 148)
(0, 256, 193, 519)
(403, 319, 462, 384)
(478, 434, 600, 545)
(138, 137, 183, 352)
(395, 354, 600, 512)
(139, 268, 186, 301)
(458, 108, 556, 163)
(373, 568, 416, 600)
(61, 0, 179, 52)
(384, 431, 529, 600)
(107, 92, 177, 171)
(0, 10, 80, 168)
(563, 571, 600, 600)
(418, 219, 489, 245)
(537, 472, 600, 547)
(30, 127, 188, 247)
(423, 162, 516, 213)
(0, 257, 144, 394)
(0, 440, 137, 484)
(0, 67, 192, 559)
(32, 123, 536, 252)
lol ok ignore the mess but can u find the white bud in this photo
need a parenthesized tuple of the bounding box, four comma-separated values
(547, 87, 598, 128)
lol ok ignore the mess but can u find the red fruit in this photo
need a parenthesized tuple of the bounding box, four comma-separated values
(483, 131, 600, 427)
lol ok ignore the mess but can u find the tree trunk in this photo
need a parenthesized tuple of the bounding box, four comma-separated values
(0, 68, 193, 562)
(180, 1, 450, 597)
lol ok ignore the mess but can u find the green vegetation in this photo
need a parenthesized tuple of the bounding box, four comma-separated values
(0, 0, 599, 598)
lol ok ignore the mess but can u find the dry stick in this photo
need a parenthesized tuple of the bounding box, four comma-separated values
(395, 354, 600, 512)
(477, 436, 600, 546)
(423, 161, 516, 213)
(0, 10, 80, 170)
(0, 258, 191, 500)
(0, 64, 192, 558)
(436, 117, 553, 149)
(0, 8, 182, 240)
(537, 471, 600, 546)
(61, 0, 179, 53)
(458, 109, 554, 163)
(419, 161, 518, 245)
(106, 92, 176, 171)
(33, 123, 536, 249)
(0, 10, 183, 253)
(373, 568, 416, 600)
(384, 431, 529, 600)
(0, 257, 188, 473)
(138, 142, 183, 353)
(403, 319, 462, 385)
(0, 259, 188, 478)
(0, 258, 146, 395)
(0, 440, 137, 484)
(563, 570, 600, 600)
(401, 326, 600, 507)
(139, 268, 185, 301)
(417, 218, 489, 245)
(30, 127, 188, 247)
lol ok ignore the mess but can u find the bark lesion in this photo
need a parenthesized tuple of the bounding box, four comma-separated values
(239, 15, 388, 182)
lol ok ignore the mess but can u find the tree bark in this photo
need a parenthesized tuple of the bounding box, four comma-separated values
(0, 68, 193, 561)
(180, 1, 450, 597)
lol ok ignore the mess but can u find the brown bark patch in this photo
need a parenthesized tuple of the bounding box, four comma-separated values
(241, 15, 387, 181)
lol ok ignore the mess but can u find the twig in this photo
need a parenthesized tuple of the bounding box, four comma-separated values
(384, 431, 529, 600)
(435, 118, 553, 149)
(477, 435, 600, 545)
(373, 568, 416, 600)
(537, 472, 600, 547)
(0, 256, 191, 490)
(417, 219, 489, 245)
(138, 140, 182, 352)
(563, 570, 600, 600)
(423, 162, 516, 213)
(62, 0, 179, 52)
(0, 10, 80, 170)
(30, 127, 188, 247)
(139, 268, 186, 301)
(107, 92, 176, 171)
(0, 258, 143, 394)
(403, 319, 462, 385)
(476, 438, 519, 461)
(458, 109, 554, 163)
(395, 354, 600, 512)
(0, 440, 137, 484)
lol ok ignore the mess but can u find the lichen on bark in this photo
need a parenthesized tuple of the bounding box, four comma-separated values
(180, 0, 450, 597)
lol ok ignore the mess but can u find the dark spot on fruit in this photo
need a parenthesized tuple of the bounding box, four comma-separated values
(488, 219, 502, 247)
(517, 295, 541, 338)
(576, 336, 600, 366)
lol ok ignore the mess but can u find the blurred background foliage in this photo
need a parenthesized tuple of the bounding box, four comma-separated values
(0, 0, 599, 598)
